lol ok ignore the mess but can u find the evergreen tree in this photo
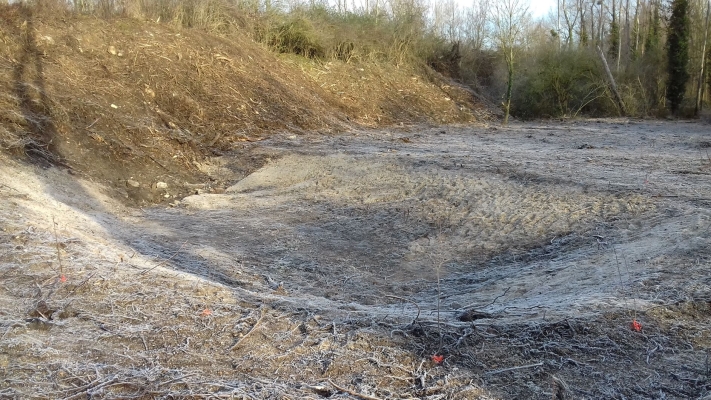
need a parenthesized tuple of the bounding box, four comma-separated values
(667, 0, 691, 115)
(609, 19, 620, 60)
(708, 45, 711, 102)
(645, 3, 661, 54)
(580, 15, 588, 47)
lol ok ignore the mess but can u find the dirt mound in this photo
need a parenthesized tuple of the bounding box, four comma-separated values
(0, 4, 492, 206)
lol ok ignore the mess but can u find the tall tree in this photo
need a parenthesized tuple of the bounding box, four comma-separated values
(609, 2, 621, 62)
(708, 41, 711, 103)
(633, 0, 640, 56)
(580, 0, 589, 46)
(491, 0, 530, 124)
(607, 12, 620, 60)
(625, 0, 631, 60)
(645, 0, 662, 54)
(697, 0, 710, 114)
(667, 0, 691, 114)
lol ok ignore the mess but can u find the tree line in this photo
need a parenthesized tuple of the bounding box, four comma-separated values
(15, 0, 711, 119)
(447, 0, 710, 119)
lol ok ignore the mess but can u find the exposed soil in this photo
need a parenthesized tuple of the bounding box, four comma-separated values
(2, 119, 711, 399)
(0, 5, 493, 208)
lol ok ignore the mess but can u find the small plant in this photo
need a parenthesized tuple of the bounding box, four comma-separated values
(428, 219, 450, 356)
(52, 216, 64, 281)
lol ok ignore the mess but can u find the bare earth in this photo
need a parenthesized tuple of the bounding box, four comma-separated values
(2, 119, 711, 399)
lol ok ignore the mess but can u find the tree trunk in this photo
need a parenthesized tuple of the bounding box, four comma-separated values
(557, 0, 561, 49)
(625, 0, 630, 60)
(597, 45, 628, 115)
(580, 0, 588, 46)
(591, 3, 595, 45)
(617, 0, 622, 69)
(634, 0, 640, 54)
(504, 48, 514, 124)
(599, 1, 604, 44)
(696, 0, 710, 114)
(667, 0, 691, 115)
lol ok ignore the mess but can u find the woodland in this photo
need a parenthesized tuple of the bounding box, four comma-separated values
(29, 0, 711, 121)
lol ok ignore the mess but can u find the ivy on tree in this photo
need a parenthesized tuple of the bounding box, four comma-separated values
(667, 0, 691, 115)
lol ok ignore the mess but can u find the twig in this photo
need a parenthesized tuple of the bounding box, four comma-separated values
(437, 261, 442, 349)
(62, 377, 118, 400)
(85, 117, 100, 129)
(646, 344, 659, 365)
(60, 272, 96, 300)
(148, 154, 170, 171)
(328, 379, 384, 400)
(485, 362, 544, 375)
(611, 245, 629, 310)
(208, 131, 222, 147)
(452, 327, 475, 348)
(385, 295, 420, 325)
(52, 216, 63, 276)
(157, 373, 198, 387)
(226, 309, 265, 352)
(463, 287, 511, 310)
(56, 378, 102, 397)
(0, 183, 20, 193)
(621, 252, 639, 320)
(551, 374, 571, 400)
(430, 223, 447, 350)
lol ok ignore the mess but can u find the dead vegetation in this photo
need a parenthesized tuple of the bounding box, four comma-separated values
(1, 2, 711, 399)
(2, 119, 711, 398)
(0, 177, 479, 399)
(0, 3, 489, 207)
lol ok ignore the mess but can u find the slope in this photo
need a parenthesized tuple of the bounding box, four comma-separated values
(0, 4, 492, 205)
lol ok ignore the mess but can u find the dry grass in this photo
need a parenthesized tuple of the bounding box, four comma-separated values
(222, 153, 655, 269)
(0, 163, 466, 398)
(2, 3, 711, 399)
(2, 206, 708, 399)
(3, 118, 711, 398)
(0, 204, 480, 399)
(0, 4, 490, 206)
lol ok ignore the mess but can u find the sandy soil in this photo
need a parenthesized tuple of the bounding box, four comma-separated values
(2, 119, 711, 399)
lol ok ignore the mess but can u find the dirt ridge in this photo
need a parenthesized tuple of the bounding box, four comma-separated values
(0, 5, 493, 206)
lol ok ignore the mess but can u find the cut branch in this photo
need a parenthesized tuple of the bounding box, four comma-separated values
(328, 379, 384, 400)
(226, 309, 265, 353)
(596, 45, 627, 116)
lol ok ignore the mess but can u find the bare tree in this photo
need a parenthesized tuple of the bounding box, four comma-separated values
(580, 0, 589, 46)
(463, 0, 489, 51)
(433, 0, 463, 42)
(560, 0, 581, 47)
(491, 0, 530, 124)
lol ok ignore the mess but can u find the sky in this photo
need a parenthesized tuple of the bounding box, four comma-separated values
(527, 0, 557, 18)
(452, 0, 558, 20)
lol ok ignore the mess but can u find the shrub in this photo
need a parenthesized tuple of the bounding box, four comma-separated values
(267, 17, 326, 59)
(511, 47, 608, 119)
